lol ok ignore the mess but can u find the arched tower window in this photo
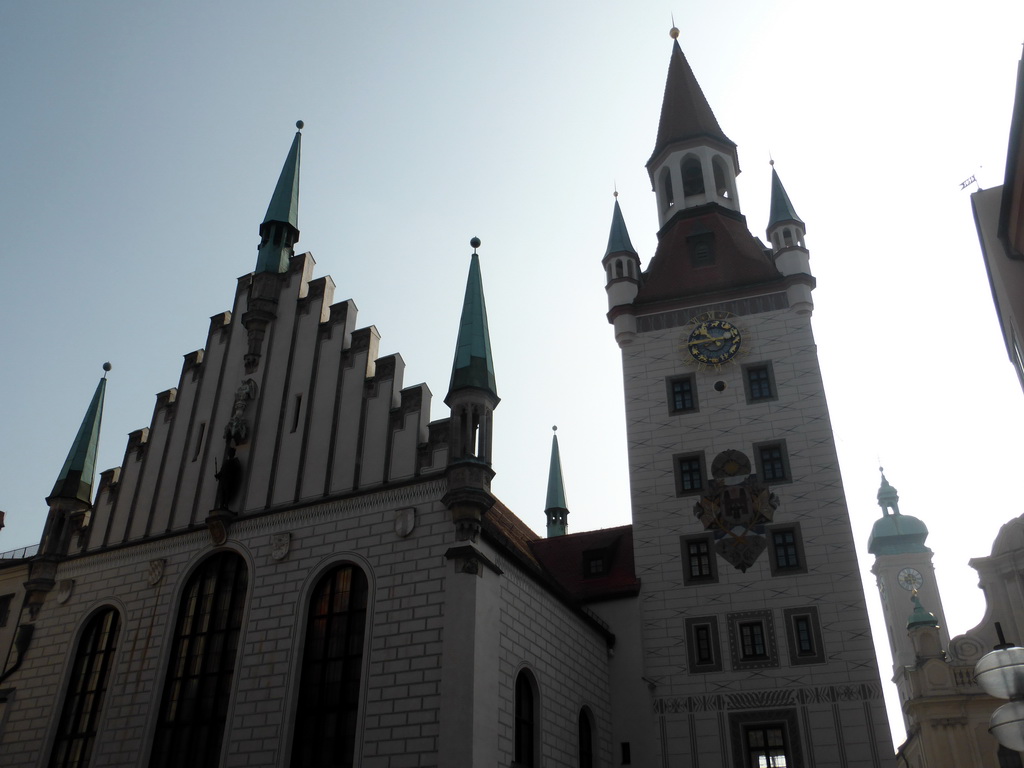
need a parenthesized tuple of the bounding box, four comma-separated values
(150, 551, 248, 768)
(514, 670, 538, 767)
(615, 260, 624, 278)
(712, 156, 732, 199)
(291, 564, 369, 768)
(682, 156, 704, 197)
(659, 167, 674, 211)
(783, 228, 793, 246)
(49, 607, 121, 768)
(578, 707, 594, 768)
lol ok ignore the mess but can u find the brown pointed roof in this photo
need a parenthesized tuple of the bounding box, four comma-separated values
(647, 40, 737, 170)
(634, 207, 781, 305)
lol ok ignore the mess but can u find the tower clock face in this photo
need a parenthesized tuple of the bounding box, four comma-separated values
(897, 567, 924, 591)
(682, 313, 742, 368)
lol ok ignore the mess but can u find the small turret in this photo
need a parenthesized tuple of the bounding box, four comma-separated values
(544, 427, 569, 537)
(868, 469, 930, 555)
(603, 195, 641, 346)
(443, 238, 499, 541)
(766, 163, 813, 315)
(647, 28, 741, 228)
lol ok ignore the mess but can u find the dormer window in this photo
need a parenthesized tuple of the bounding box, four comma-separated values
(583, 548, 610, 578)
(682, 157, 704, 197)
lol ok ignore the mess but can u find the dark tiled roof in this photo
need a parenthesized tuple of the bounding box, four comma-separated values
(635, 206, 781, 305)
(530, 525, 640, 603)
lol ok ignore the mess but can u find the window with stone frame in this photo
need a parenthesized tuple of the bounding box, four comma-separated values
(783, 607, 825, 665)
(674, 452, 706, 496)
(755, 441, 791, 484)
(290, 563, 369, 768)
(667, 374, 698, 414)
(49, 607, 120, 768)
(150, 551, 248, 768)
(744, 724, 791, 767)
(768, 524, 806, 575)
(743, 363, 777, 403)
(685, 616, 722, 672)
(681, 534, 717, 585)
(727, 611, 778, 670)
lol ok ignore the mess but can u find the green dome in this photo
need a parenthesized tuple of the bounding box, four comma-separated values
(907, 594, 939, 629)
(867, 513, 930, 555)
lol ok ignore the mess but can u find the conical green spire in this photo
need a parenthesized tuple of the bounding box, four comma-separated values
(448, 246, 497, 399)
(263, 128, 301, 229)
(604, 198, 637, 257)
(768, 166, 804, 229)
(545, 427, 568, 537)
(256, 124, 303, 274)
(48, 365, 109, 506)
(546, 430, 568, 511)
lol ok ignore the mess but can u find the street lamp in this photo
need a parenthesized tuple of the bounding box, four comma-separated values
(975, 623, 1024, 752)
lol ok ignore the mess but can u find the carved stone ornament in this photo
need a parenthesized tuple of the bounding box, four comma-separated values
(395, 507, 416, 538)
(223, 378, 258, 445)
(148, 558, 167, 586)
(693, 473, 779, 572)
(56, 579, 75, 604)
(271, 533, 291, 561)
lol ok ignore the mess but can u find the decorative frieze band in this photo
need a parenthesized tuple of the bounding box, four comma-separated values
(653, 682, 882, 714)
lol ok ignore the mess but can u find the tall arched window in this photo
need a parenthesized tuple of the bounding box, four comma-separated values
(514, 671, 537, 767)
(578, 707, 594, 768)
(49, 607, 121, 768)
(682, 156, 705, 197)
(150, 551, 248, 768)
(290, 564, 369, 768)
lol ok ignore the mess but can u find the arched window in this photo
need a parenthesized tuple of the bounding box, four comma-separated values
(578, 707, 594, 768)
(712, 156, 732, 199)
(783, 228, 794, 246)
(659, 167, 675, 211)
(49, 607, 121, 768)
(291, 564, 369, 768)
(514, 671, 537, 767)
(615, 260, 624, 278)
(682, 156, 704, 197)
(150, 551, 248, 768)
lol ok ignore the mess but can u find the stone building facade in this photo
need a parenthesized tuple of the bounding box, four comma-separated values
(0, 33, 895, 767)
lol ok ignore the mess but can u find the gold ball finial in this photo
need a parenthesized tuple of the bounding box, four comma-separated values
(296, 120, 304, 130)
(669, 26, 680, 40)
(613, 190, 618, 198)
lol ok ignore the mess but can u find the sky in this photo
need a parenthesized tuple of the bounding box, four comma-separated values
(2, 0, 1024, 748)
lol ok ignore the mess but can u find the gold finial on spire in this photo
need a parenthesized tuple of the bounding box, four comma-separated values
(670, 15, 679, 39)
(296, 120, 304, 131)
(613, 181, 618, 199)
(102, 362, 112, 378)
(769, 150, 775, 168)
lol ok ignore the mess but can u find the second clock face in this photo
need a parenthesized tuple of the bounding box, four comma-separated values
(898, 567, 924, 591)
(686, 318, 742, 367)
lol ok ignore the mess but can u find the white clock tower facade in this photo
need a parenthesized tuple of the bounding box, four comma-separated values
(603, 31, 895, 767)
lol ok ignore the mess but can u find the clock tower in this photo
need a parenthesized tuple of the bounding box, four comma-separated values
(603, 29, 894, 766)
(868, 470, 951, 672)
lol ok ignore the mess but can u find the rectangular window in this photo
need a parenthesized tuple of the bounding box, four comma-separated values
(191, 422, 206, 462)
(681, 535, 717, 585)
(783, 607, 825, 665)
(740, 622, 767, 659)
(685, 616, 722, 672)
(674, 452, 706, 496)
(768, 524, 806, 575)
(745, 725, 790, 768)
(755, 441, 791, 483)
(583, 549, 609, 579)
(728, 611, 778, 669)
(743, 362, 777, 403)
(667, 375, 698, 414)
(0, 594, 11, 627)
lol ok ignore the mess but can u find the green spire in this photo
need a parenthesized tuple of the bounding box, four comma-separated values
(264, 127, 301, 229)
(604, 198, 637, 257)
(768, 166, 804, 229)
(447, 244, 497, 399)
(48, 365, 109, 506)
(256, 124, 303, 274)
(907, 593, 940, 629)
(545, 427, 568, 537)
(868, 469, 931, 555)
